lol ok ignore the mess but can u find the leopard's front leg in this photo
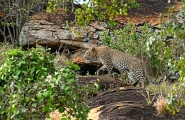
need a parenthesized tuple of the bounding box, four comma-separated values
(97, 65, 107, 75)
(98, 63, 113, 77)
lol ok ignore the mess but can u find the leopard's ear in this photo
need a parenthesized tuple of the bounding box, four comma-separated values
(92, 47, 96, 52)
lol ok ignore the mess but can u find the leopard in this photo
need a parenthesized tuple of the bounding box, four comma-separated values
(84, 46, 166, 88)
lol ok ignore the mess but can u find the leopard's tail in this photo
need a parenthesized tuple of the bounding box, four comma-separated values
(142, 63, 166, 85)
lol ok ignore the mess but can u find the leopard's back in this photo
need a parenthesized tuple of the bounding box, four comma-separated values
(97, 47, 142, 73)
(85, 46, 144, 73)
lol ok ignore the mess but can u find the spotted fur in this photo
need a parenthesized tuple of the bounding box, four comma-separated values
(84, 46, 166, 88)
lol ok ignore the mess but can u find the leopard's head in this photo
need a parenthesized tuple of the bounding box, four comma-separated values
(84, 47, 98, 62)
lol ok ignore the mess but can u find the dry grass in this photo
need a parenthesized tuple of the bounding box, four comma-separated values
(146, 82, 172, 96)
(154, 95, 170, 116)
(0, 43, 13, 65)
(137, 90, 156, 105)
(54, 52, 70, 70)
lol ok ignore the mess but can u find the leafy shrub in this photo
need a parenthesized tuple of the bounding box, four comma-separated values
(74, 0, 139, 26)
(164, 2, 185, 115)
(167, 54, 185, 115)
(166, 56, 185, 115)
(46, 0, 139, 26)
(100, 23, 169, 76)
(0, 47, 55, 84)
(0, 47, 89, 119)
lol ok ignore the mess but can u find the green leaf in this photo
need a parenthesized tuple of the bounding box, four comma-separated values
(69, 78, 75, 83)
(42, 91, 50, 98)
(94, 83, 100, 90)
(172, 110, 176, 115)
(42, 67, 47, 71)
(30, 67, 35, 74)
(25, 97, 30, 103)
(39, 57, 44, 61)
(46, 113, 50, 118)
(32, 103, 37, 108)
(48, 2, 51, 5)
(36, 92, 43, 100)
(59, 107, 65, 113)
(13, 75, 19, 80)
(65, 61, 72, 65)
(36, 70, 40, 74)
(61, 118, 67, 120)
(61, 85, 65, 90)
(73, 64, 80, 70)
(65, 68, 70, 73)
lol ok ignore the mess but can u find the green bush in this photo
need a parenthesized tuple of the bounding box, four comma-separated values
(100, 23, 169, 76)
(167, 53, 185, 115)
(74, 0, 139, 26)
(0, 47, 55, 84)
(0, 47, 89, 119)
(46, 0, 139, 26)
(165, 2, 185, 115)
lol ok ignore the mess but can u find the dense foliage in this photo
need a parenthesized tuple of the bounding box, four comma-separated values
(0, 47, 55, 84)
(0, 47, 89, 119)
(75, 0, 139, 26)
(46, 0, 139, 26)
(165, 3, 185, 115)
